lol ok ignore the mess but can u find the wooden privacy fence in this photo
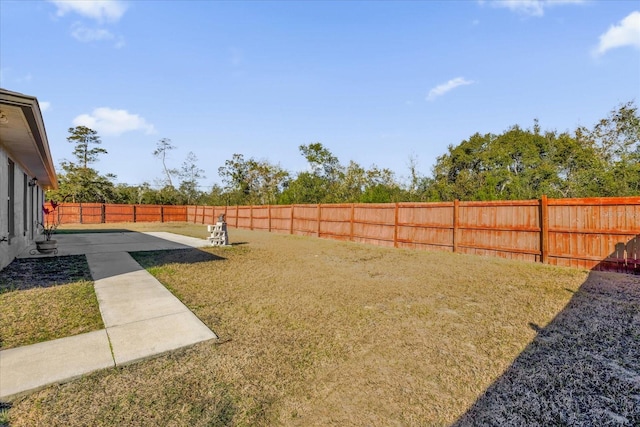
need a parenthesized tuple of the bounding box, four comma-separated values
(50, 197, 640, 273)
(51, 203, 187, 224)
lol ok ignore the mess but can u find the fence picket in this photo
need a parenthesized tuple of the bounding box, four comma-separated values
(48, 197, 640, 273)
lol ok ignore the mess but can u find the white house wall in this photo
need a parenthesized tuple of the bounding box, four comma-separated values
(0, 146, 44, 270)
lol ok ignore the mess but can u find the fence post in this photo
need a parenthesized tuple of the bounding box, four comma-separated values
(79, 203, 83, 224)
(160, 205, 164, 223)
(268, 205, 272, 232)
(235, 206, 239, 228)
(394, 203, 399, 248)
(453, 199, 459, 253)
(133, 205, 137, 223)
(101, 203, 106, 223)
(290, 205, 294, 235)
(540, 195, 549, 264)
(317, 204, 321, 237)
(350, 203, 355, 242)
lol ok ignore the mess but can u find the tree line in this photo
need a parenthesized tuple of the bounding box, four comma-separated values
(48, 101, 639, 205)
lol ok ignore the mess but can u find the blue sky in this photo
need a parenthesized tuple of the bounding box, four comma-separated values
(1, 0, 639, 189)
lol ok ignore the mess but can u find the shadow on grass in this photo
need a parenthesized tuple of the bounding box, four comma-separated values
(453, 269, 640, 425)
(130, 248, 225, 270)
(454, 236, 640, 425)
(0, 255, 92, 293)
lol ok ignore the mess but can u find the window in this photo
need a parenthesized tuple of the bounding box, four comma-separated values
(7, 159, 14, 238)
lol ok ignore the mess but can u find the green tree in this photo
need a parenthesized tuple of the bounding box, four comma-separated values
(335, 161, 367, 202)
(178, 152, 206, 205)
(218, 154, 289, 205)
(280, 143, 344, 204)
(67, 126, 107, 169)
(361, 165, 405, 202)
(299, 142, 343, 183)
(405, 154, 424, 199)
(425, 103, 639, 201)
(252, 161, 289, 205)
(152, 185, 183, 205)
(584, 101, 640, 196)
(278, 172, 328, 204)
(50, 162, 116, 203)
(332, 161, 402, 203)
(427, 126, 587, 201)
(49, 127, 116, 203)
(113, 182, 153, 204)
(201, 184, 228, 206)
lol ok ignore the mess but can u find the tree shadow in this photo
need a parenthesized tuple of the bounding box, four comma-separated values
(453, 237, 640, 426)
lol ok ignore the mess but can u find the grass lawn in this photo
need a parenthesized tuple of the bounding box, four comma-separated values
(0, 256, 103, 350)
(3, 223, 638, 426)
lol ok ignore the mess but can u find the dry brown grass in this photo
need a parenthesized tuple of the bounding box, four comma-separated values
(4, 223, 637, 426)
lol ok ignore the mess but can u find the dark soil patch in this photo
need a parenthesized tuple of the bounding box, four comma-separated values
(0, 256, 92, 293)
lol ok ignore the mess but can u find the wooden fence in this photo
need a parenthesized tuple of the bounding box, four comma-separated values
(49, 197, 640, 274)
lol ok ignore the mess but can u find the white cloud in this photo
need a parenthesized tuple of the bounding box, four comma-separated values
(427, 77, 474, 101)
(485, 0, 584, 17)
(39, 101, 51, 112)
(71, 23, 114, 42)
(592, 11, 640, 57)
(70, 23, 125, 47)
(49, 2, 127, 46)
(73, 107, 156, 137)
(48, 0, 128, 23)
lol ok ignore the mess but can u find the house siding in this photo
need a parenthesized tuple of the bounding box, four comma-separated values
(0, 146, 44, 270)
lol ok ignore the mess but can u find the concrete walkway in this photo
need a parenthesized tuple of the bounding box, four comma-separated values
(0, 232, 218, 401)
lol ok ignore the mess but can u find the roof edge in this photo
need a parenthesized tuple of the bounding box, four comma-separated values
(0, 88, 58, 189)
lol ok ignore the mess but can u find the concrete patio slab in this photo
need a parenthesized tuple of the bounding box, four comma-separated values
(0, 330, 113, 401)
(84, 250, 146, 280)
(2, 231, 217, 400)
(142, 232, 210, 248)
(94, 275, 187, 327)
(17, 231, 210, 258)
(87, 252, 202, 327)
